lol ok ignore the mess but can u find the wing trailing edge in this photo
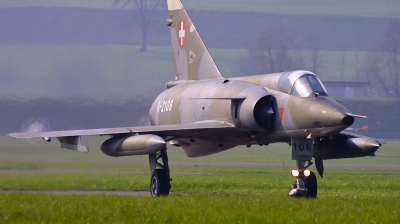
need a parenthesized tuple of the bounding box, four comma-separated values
(8, 121, 235, 139)
(188, 96, 247, 100)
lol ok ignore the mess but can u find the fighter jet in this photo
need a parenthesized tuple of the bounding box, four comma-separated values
(9, 0, 383, 198)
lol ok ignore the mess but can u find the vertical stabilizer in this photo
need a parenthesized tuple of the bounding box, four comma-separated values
(167, 0, 223, 81)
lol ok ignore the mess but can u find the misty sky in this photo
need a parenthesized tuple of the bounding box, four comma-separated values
(1, 1, 399, 100)
(0, 0, 399, 134)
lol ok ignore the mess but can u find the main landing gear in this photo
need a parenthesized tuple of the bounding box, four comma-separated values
(149, 148, 171, 196)
(288, 160, 318, 198)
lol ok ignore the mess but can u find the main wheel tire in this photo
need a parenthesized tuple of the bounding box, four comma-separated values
(305, 171, 317, 198)
(150, 169, 170, 196)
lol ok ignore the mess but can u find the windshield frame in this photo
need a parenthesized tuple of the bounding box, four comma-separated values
(290, 74, 328, 97)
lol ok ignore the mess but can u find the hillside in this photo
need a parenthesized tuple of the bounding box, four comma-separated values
(0, 7, 396, 51)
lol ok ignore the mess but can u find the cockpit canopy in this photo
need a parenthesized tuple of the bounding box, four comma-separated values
(277, 71, 328, 97)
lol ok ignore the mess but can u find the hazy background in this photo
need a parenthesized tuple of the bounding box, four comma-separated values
(1, 0, 399, 138)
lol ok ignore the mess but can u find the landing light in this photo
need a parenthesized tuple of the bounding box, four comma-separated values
(290, 170, 299, 177)
(290, 170, 311, 177)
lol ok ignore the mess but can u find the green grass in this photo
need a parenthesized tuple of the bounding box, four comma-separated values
(0, 169, 399, 223)
(0, 136, 399, 222)
(1, 0, 400, 19)
(0, 193, 398, 223)
(0, 168, 399, 193)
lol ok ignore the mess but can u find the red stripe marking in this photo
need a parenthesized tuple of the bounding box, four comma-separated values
(279, 108, 284, 122)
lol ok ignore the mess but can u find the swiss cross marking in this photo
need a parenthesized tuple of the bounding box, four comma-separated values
(178, 18, 186, 49)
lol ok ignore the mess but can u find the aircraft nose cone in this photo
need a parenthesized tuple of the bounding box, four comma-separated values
(341, 115, 355, 126)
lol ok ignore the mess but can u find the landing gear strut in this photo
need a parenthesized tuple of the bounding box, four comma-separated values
(149, 148, 171, 196)
(288, 160, 318, 198)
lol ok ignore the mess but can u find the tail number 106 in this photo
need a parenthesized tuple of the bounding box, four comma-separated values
(292, 143, 312, 151)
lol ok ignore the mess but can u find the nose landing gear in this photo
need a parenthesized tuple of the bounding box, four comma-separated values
(288, 160, 318, 198)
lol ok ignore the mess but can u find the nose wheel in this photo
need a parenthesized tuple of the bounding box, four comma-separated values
(288, 160, 318, 198)
(305, 171, 317, 198)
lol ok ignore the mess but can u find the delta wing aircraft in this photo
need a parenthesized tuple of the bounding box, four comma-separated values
(9, 0, 384, 197)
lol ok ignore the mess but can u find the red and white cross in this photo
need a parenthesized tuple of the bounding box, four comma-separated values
(178, 18, 186, 49)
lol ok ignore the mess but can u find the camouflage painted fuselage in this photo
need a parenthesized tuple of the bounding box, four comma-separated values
(149, 71, 353, 157)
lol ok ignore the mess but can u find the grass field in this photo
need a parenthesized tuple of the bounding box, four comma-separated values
(0, 170, 399, 223)
(1, 190, 399, 223)
(1, 0, 400, 19)
(0, 135, 399, 222)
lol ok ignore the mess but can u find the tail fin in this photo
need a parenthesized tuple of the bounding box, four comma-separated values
(167, 0, 222, 81)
